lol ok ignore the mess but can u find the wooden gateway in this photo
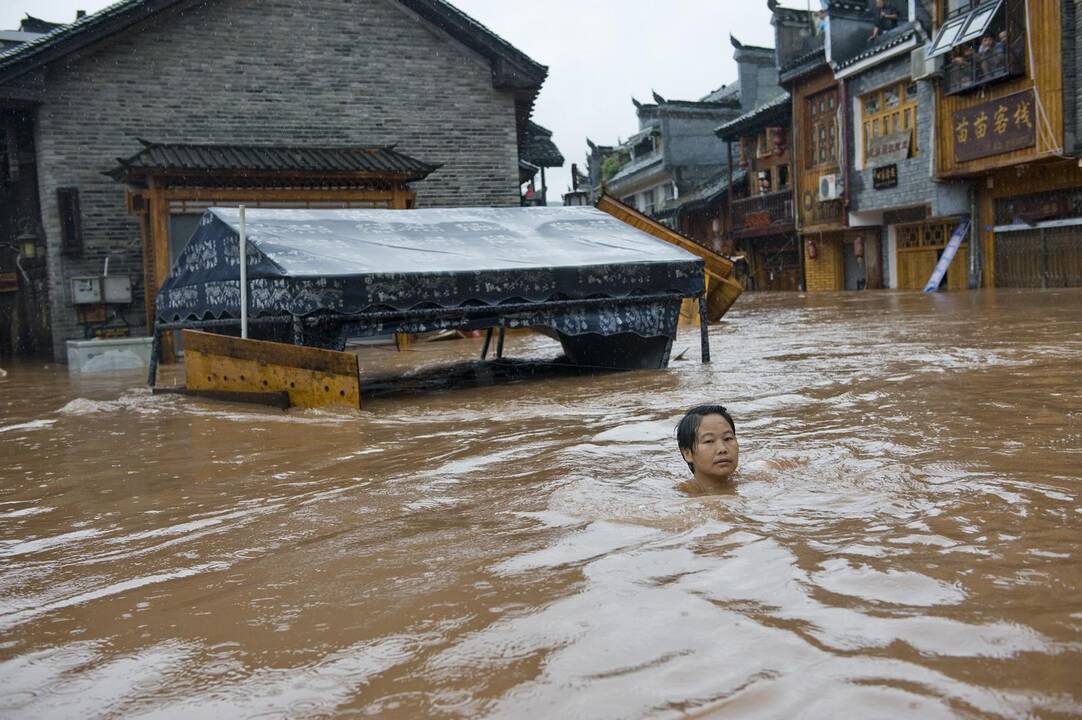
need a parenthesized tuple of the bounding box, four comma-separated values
(148, 201, 742, 409)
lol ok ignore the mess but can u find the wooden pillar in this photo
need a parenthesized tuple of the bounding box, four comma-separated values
(148, 179, 175, 362)
(136, 194, 154, 334)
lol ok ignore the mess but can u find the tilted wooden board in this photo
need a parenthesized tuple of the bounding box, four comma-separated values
(595, 195, 735, 280)
(595, 195, 742, 321)
(706, 272, 743, 321)
(182, 330, 361, 410)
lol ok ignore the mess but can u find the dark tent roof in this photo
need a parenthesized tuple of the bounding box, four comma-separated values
(156, 206, 704, 330)
(106, 141, 439, 183)
(520, 121, 565, 168)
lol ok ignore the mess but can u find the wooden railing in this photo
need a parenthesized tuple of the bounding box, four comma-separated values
(731, 190, 795, 237)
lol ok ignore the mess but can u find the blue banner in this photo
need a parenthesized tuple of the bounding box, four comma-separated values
(923, 219, 970, 293)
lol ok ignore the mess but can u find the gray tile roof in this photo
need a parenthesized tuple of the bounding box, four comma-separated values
(606, 154, 665, 187)
(716, 93, 792, 140)
(106, 140, 440, 182)
(833, 23, 918, 70)
(778, 45, 827, 84)
(0, 0, 546, 88)
(667, 168, 748, 215)
(520, 121, 564, 168)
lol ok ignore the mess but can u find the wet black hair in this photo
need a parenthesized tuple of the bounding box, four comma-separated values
(676, 405, 736, 473)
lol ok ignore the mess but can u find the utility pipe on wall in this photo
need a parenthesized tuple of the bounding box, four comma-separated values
(239, 205, 248, 339)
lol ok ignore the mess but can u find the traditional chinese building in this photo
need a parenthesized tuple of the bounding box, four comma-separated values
(832, 2, 973, 291)
(927, 0, 1082, 287)
(518, 121, 565, 206)
(0, 0, 554, 361)
(598, 91, 742, 221)
(590, 38, 781, 232)
(717, 93, 800, 290)
(772, 3, 858, 291)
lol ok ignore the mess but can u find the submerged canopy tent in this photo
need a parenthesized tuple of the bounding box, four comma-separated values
(152, 206, 709, 380)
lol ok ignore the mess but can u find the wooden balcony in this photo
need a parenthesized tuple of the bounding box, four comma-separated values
(730, 190, 795, 238)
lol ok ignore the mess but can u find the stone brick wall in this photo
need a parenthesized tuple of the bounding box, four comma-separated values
(33, 0, 523, 359)
(804, 234, 843, 291)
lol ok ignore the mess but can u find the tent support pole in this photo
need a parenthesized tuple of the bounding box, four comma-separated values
(147, 328, 161, 387)
(480, 327, 494, 359)
(239, 205, 248, 339)
(292, 315, 304, 345)
(699, 290, 711, 364)
(496, 322, 506, 359)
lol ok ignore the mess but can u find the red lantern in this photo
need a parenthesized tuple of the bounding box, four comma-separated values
(853, 236, 864, 258)
(807, 237, 818, 259)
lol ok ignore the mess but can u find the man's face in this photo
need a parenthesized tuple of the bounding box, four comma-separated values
(681, 414, 739, 482)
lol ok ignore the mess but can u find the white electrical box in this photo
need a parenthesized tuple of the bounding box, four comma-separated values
(103, 275, 132, 304)
(71, 276, 103, 305)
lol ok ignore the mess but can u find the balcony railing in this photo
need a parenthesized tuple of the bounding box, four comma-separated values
(731, 190, 795, 237)
(944, 39, 1025, 95)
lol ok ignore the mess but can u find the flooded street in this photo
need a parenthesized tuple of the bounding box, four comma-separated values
(1, 289, 1081, 719)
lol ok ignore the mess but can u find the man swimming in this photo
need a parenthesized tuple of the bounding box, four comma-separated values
(676, 404, 739, 493)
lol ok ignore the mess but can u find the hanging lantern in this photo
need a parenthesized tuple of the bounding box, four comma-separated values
(853, 235, 864, 258)
(806, 237, 818, 260)
(711, 217, 721, 236)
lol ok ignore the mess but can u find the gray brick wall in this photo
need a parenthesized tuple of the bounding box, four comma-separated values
(33, 0, 523, 359)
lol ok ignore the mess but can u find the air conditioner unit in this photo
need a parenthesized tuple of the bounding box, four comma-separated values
(818, 174, 842, 202)
(911, 45, 939, 81)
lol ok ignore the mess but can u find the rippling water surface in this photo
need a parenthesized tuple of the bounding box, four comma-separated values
(1, 290, 1081, 719)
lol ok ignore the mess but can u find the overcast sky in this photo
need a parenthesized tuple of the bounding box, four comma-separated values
(2, 1, 807, 202)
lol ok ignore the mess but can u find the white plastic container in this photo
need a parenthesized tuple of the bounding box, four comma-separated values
(66, 337, 153, 374)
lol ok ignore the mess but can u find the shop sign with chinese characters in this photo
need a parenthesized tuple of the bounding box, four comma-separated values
(953, 90, 1036, 163)
(867, 130, 911, 168)
(873, 164, 899, 190)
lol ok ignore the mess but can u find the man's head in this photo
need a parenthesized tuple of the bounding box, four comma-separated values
(676, 405, 739, 483)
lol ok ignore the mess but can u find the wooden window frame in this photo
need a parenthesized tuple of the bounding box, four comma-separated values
(807, 88, 839, 169)
(861, 81, 920, 160)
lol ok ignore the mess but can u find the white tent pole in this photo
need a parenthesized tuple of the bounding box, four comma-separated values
(239, 205, 248, 339)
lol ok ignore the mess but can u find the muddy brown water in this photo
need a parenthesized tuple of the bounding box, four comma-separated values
(1, 290, 1081, 719)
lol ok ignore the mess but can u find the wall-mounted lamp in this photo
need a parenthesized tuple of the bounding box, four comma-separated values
(16, 230, 37, 259)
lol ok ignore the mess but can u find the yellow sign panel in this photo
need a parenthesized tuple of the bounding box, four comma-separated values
(182, 330, 361, 410)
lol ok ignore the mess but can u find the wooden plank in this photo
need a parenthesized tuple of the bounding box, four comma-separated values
(182, 330, 361, 410)
(152, 386, 291, 410)
(595, 195, 734, 279)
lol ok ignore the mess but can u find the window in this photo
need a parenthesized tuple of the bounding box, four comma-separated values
(777, 165, 790, 190)
(756, 128, 778, 158)
(936, 0, 1026, 94)
(862, 81, 919, 161)
(807, 88, 838, 168)
(946, 0, 977, 18)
